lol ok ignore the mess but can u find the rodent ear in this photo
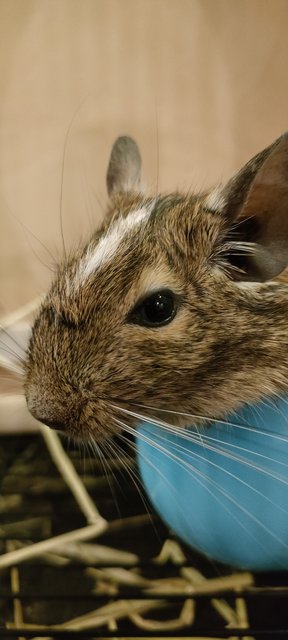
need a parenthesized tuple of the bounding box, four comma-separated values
(106, 136, 142, 196)
(221, 132, 288, 281)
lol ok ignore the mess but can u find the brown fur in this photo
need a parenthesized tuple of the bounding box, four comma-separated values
(25, 134, 288, 441)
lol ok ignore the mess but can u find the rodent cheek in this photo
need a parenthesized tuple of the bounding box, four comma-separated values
(156, 308, 191, 338)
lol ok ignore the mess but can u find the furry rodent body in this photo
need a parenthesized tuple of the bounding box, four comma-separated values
(25, 134, 288, 441)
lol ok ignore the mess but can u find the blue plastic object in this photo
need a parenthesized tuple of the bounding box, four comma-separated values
(136, 397, 288, 570)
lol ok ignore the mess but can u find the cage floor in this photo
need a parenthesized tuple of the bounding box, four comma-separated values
(1, 431, 288, 639)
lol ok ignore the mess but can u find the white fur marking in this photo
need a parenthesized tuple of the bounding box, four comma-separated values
(236, 281, 260, 289)
(79, 204, 153, 282)
(205, 188, 225, 212)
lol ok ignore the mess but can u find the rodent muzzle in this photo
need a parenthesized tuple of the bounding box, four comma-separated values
(26, 400, 68, 433)
(25, 384, 87, 436)
(33, 416, 66, 432)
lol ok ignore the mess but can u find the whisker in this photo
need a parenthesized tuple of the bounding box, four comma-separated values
(0, 192, 57, 264)
(0, 374, 23, 383)
(79, 438, 86, 475)
(116, 426, 197, 538)
(59, 95, 92, 258)
(17, 224, 56, 273)
(88, 437, 114, 492)
(111, 429, 157, 531)
(259, 394, 288, 429)
(89, 435, 121, 517)
(0, 296, 43, 328)
(80, 162, 96, 232)
(0, 324, 27, 356)
(90, 186, 106, 217)
(114, 405, 288, 489)
(120, 401, 288, 445)
(0, 343, 25, 365)
(134, 423, 288, 559)
(154, 95, 160, 201)
(0, 354, 24, 375)
(103, 437, 128, 495)
(114, 418, 282, 559)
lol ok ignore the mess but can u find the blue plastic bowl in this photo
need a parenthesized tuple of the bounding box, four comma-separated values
(136, 397, 288, 570)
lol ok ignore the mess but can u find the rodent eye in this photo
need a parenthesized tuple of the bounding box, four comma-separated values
(129, 289, 177, 327)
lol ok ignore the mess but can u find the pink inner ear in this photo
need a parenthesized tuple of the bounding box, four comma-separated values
(259, 144, 288, 186)
(229, 135, 288, 281)
(242, 142, 288, 240)
(106, 136, 142, 196)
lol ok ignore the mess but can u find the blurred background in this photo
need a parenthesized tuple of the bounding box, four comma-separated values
(1, 0, 288, 313)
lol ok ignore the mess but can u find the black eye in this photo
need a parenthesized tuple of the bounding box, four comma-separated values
(129, 290, 177, 327)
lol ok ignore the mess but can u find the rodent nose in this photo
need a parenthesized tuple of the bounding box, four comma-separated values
(26, 387, 84, 434)
(36, 417, 66, 432)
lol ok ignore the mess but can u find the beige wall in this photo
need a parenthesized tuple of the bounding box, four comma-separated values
(1, 0, 288, 312)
